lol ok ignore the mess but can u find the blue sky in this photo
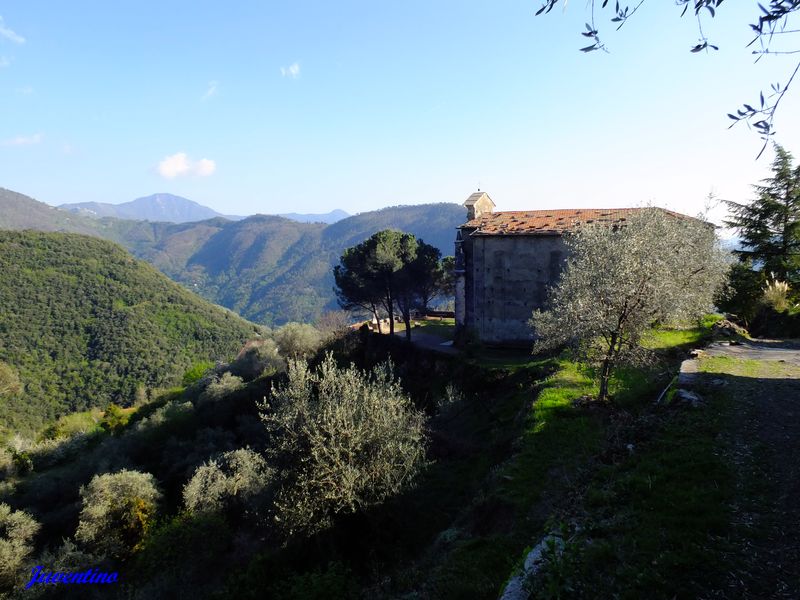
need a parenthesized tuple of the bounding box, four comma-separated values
(1, 1, 798, 225)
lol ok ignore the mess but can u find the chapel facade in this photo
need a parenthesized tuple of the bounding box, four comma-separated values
(454, 192, 654, 345)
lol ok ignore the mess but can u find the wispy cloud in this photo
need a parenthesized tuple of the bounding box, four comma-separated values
(15, 85, 33, 95)
(0, 56, 9, 68)
(0, 16, 25, 44)
(202, 80, 219, 100)
(2, 133, 42, 146)
(280, 62, 300, 79)
(157, 152, 216, 179)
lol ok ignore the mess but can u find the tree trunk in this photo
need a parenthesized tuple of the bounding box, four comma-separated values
(371, 303, 382, 334)
(403, 312, 412, 341)
(598, 358, 612, 402)
(386, 292, 395, 335)
(598, 332, 617, 402)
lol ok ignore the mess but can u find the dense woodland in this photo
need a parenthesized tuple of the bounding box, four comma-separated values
(0, 231, 262, 433)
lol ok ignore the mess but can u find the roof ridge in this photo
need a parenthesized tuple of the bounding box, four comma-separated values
(461, 207, 678, 236)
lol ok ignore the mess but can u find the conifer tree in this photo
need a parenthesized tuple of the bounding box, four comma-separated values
(725, 145, 800, 284)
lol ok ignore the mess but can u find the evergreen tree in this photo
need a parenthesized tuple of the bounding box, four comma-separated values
(334, 230, 417, 336)
(334, 231, 448, 340)
(725, 145, 800, 284)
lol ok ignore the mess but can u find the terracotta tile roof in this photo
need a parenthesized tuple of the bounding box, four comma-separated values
(461, 207, 675, 236)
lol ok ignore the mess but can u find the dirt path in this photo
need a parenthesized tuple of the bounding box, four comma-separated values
(393, 330, 458, 355)
(689, 340, 800, 598)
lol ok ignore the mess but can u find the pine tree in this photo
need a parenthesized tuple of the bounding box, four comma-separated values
(725, 145, 800, 284)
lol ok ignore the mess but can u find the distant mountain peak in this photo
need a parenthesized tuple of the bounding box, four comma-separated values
(59, 193, 350, 225)
(60, 193, 226, 224)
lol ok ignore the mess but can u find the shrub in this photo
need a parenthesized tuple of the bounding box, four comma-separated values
(200, 372, 245, 403)
(267, 562, 357, 599)
(34, 538, 99, 580)
(75, 470, 161, 559)
(260, 354, 428, 536)
(315, 311, 352, 342)
(183, 448, 273, 516)
(182, 361, 215, 386)
(715, 260, 765, 324)
(100, 403, 129, 434)
(762, 274, 792, 312)
(26, 434, 93, 471)
(0, 449, 13, 479)
(274, 323, 323, 360)
(129, 512, 229, 599)
(229, 339, 285, 381)
(0, 503, 40, 589)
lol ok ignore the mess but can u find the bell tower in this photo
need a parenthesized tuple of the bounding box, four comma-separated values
(463, 191, 495, 221)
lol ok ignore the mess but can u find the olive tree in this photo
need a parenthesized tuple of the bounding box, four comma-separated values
(530, 208, 729, 402)
(259, 354, 428, 536)
(229, 338, 285, 381)
(274, 322, 323, 359)
(183, 448, 273, 516)
(75, 470, 161, 559)
(0, 504, 39, 589)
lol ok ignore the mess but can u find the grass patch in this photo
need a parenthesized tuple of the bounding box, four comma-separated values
(699, 355, 800, 379)
(528, 397, 735, 598)
(500, 360, 602, 505)
(642, 327, 706, 350)
(641, 315, 722, 351)
(414, 317, 455, 340)
(38, 408, 104, 441)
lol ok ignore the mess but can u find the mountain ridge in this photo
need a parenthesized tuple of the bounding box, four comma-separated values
(2, 187, 464, 325)
(59, 193, 351, 225)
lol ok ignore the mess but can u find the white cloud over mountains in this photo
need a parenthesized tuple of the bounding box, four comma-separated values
(0, 16, 25, 44)
(157, 152, 216, 179)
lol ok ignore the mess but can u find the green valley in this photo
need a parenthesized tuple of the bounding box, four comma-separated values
(0, 230, 263, 433)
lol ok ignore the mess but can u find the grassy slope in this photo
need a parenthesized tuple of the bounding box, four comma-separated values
(359, 323, 719, 599)
(0, 230, 262, 433)
(0, 322, 728, 599)
(520, 325, 771, 598)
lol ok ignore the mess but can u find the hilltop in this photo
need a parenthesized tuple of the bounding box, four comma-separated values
(0, 188, 100, 235)
(0, 231, 263, 433)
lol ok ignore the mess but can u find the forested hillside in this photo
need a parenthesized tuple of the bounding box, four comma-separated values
(0, 231, 262, 433)
(1, 188, 465, 325)
(0, 188, 99, 235)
